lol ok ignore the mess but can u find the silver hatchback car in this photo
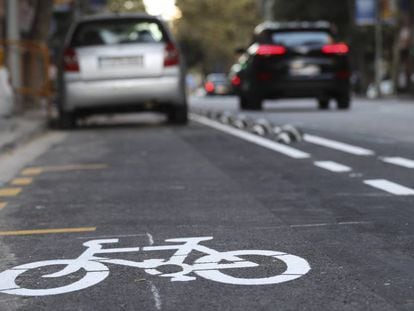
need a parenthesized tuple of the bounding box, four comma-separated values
(57, 14, 187, 128)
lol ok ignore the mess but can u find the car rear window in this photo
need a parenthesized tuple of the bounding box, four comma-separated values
(207, 74, 227, 83)
(271, 31, 333, 47)
(71, 19, 166, 47)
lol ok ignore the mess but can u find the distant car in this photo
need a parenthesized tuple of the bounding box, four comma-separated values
(57, 14, 187, 128)
(366, 80, 394, 99)
(204, 73, 232, 96)
(231, 21, 351, 110)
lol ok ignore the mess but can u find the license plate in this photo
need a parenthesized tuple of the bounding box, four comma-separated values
(289, 61, 320, 77)
(216, 85, 227, 94)
(99, 56, 144, 68)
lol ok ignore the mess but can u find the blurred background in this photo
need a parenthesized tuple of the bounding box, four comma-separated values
(0, 0, 413, 116)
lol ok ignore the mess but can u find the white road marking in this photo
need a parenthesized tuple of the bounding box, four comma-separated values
(149, 281, 162, 310)
(337, 221, 370, 226)
(76, 233, 148, 239)
(290, 223, 331, 228)
(0, 236, 311, 296)
(364, 179, 414, 196)
(190, 114, 310, 159)
(314, 161, 352, 173)
(381, 157, 414, 168)
(146, 233, 154, 246)
(303, 134, 374, 156)
(289, 221, 370, 228)
(147, 233, 161, 310)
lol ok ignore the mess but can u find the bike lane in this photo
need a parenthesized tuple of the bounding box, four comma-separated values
(0, 121, 408, 310)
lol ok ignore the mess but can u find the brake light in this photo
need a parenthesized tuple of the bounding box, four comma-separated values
(231, 75, 241, 86)
(322, 43, 349, 55)
(164, 42, 180, 67)
(205, 82, 215, 92)
(63, 48, 79, 72)
(256, 45, 286, 56)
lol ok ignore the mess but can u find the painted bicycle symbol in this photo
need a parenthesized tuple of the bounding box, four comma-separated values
(0, 236, 311, 296)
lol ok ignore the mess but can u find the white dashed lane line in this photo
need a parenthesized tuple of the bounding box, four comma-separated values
(314, 161, 352, 173)
(191, 113, 414, 196)
(364, 179, 414, 196)
(381, 157, 414, 169)
(303, 134, 375, 156)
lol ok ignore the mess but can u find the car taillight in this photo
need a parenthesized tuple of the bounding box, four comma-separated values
(205, 82, 215, 92)
(231, 75, 241, 86)
(63, 47, 79, 72)
(164, 42, 180, 67)
(322, 43, 349, 55)
(256, 45, 286, 56)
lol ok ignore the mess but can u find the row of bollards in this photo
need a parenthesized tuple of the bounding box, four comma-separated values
(192, 109, 304, 144)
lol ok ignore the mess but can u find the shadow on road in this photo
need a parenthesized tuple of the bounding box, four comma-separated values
(72, 113, 172, 131)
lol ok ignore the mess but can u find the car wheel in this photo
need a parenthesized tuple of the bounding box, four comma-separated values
(239, 95, 249, 110)
(58, 111, 77, 129)
(336, 96, 351, 110)
(168, 106, 188, 125)
(240, 93, 262, 111)
(318, 99, 330, 110)
(249, 94, 263, 111)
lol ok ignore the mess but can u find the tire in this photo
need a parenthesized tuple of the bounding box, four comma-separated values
(336, 96, 351, 110)
(318, 99, 329, 110)
(0, 260, 109, 296)
(58, 111, 76, 129)
(239, 95, 249, 110)
(193, 250, 311, 285)
(240, 93, 262, 111)
(168, 106, 188, 125)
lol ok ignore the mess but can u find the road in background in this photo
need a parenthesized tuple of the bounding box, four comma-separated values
(191, 96, 414, 144)
(0, 96, 412, 310)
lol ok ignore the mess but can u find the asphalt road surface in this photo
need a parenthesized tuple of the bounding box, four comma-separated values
(0, 96, 413, 310)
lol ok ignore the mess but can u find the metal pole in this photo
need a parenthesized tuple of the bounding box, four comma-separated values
(264, 0, 274, 21)
(6, 0, 20, 90)
(374, 0, 383, 97)
(0, 1, 3, 40)
(73, 0, 81, 19)
(74, 0, 90, 18)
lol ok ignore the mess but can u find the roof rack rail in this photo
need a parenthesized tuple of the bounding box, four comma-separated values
(254, 21, 332, 34)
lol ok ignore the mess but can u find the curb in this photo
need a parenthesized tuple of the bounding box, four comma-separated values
(0, 111, 48, 154)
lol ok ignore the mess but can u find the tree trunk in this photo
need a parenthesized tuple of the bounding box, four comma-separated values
(0, 0, 3, 41)
(408, 1, 414, 92)
(30, 0, 53, 41)
(23, 0, 53, 107)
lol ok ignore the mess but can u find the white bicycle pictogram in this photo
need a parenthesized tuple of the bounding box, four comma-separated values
(0, 236, 311, 296)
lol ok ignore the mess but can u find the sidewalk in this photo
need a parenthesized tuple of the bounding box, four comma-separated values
(0, 109, 48, 154)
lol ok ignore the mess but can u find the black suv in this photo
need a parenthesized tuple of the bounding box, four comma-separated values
(230, 21, 351, 110)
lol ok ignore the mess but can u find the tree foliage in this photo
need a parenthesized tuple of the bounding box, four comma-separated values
(272, 0, 353, 40)
(175, 0, 260, 73)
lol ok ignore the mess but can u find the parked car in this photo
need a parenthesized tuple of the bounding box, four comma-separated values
(204, 73, 232, 96)
(231, 21, 351, 110)
(57, 14, 188, 128)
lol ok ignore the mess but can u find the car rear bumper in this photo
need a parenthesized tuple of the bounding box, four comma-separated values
(258, 78, 350, 98)
(61, 75, 185, 111)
